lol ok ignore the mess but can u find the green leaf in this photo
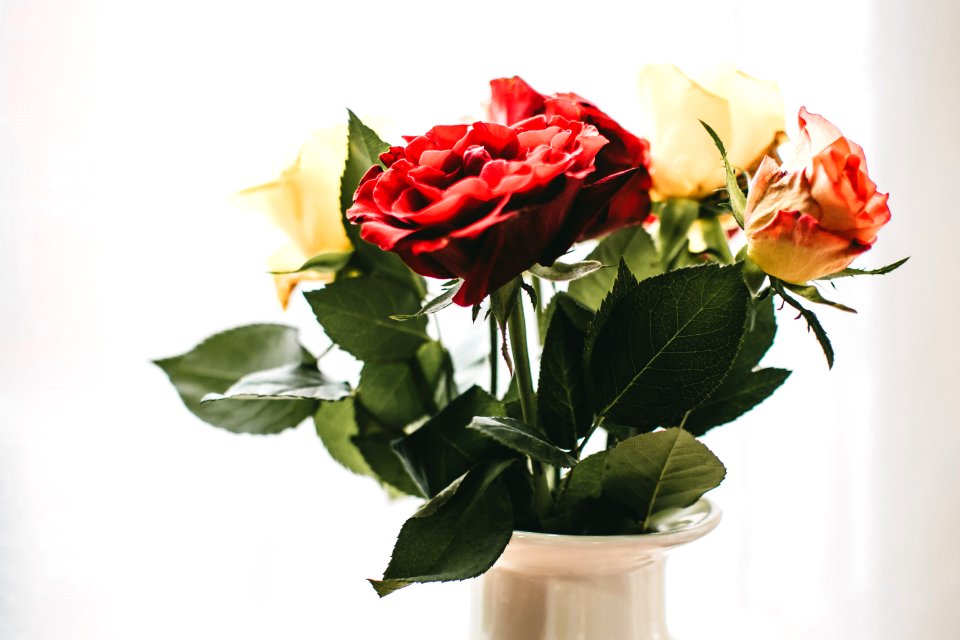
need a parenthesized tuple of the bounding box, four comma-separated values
(314, 397, 373, 477)
(781, 282, 857, 313)
(305, 275, 428, 363)
(568, 226, 660, 310)
(538, 292, 594, 343)
(537, 302, 591, 449)
(556, 450, 608, 512)
(658, 199, 700, 270)
(414, 340, 456, 411)
(356, 341, 452, 428)
(586, 264, 750, 429)
(353, 429, 424, 497)
(340, 110, 390, 224)
(489, 278, 521, 370)
(551, 450, 638, 534)
(772, 280, 835, 368)
(730, 294, 777, 376)
(370, 461, 514, 597)
(818, 257, 909, 280)
(391, 281, 462, 321)
(528, 260, 604, 282)
(603, 428, 726, 530)
(582, 260, 639, 384)
(357, 361, 430, 429)
(339, 111, 426, 297)
(201, 363, 350, 402)
(700, 120, 746, 227)
(269, 250, 353, 275)
(154, 324, 316, 434)
(683, 368, 792, 436)
(696, 215, 735, 264)
(468, 417, 576, 468)
(393, 386, 509, 497)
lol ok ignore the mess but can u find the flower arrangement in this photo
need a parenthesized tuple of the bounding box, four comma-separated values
(155, 65, 904, 596)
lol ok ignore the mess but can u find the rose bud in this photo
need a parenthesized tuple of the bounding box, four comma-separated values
(637, 64, 785, 199)
(347, 117, 619, 306)
(743, 108, 891, 283)
(488, 76, 652, 238)
(237, 127, 352, 308)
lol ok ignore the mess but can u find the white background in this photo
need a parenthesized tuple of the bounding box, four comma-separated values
(1, 0, 957, 638)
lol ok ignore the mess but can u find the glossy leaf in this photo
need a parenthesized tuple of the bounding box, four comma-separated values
(537, 303, 591, 449)
(314, 397, 373, 477)
(568, 226, 659, 310)
(701, 120, 746, 227)
(587, 264, 749, 428)
(154, 324, 315, 434)
(391, 281, 463, 321)
(818, 257, 909, 280)
(603, 428, 726, 530)
(339, 111, 425, 296)
(201, 363, 350, 403)
(393, 386, 508, 498)
(782, 282, 857, 313)
(353, 429, 424, 497)
(730, 295, 777, 376)
(270, 250, 353, 275)
(370, 461, 514, 597)
(556, 450, 608, 512)
(357, 341, 451, 428)
(305, 275, 428, 363)
(528, 260, 603, 282)
(683, 368, 792, 435)
(658, 198, 700, 270)
(357, 361, 429, 429)
(468, 417, 576, 468)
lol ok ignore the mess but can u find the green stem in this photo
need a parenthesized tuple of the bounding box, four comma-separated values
(506, 283, 553, 518)
(506, 287, 537, 430)
(489, 314, 499, 397)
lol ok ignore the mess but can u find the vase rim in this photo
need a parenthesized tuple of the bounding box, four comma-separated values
(509, 498, 721, 550)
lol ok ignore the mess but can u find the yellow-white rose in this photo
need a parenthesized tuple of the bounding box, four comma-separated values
(237, 126, 352, 308)
(637, 64, 785, 200)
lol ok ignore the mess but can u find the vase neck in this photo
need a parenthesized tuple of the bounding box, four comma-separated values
(471, 551, 670, 640)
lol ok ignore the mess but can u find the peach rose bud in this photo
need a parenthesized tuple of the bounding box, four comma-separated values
(744, 108, 891, 283)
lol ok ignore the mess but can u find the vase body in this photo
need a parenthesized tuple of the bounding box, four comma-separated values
(468, 499, 720, 640)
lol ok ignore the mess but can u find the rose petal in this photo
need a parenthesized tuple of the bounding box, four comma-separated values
(698, 66, 785, 173)
(488, 77, 546, 126)
(747, 210, 870, 283)
(637, 64, 733, 198)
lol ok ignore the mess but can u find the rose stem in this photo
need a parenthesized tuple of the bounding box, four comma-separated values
(489, 314, 499, 397)
(506, 283, 553, 511)
(506, 285, 537, 430)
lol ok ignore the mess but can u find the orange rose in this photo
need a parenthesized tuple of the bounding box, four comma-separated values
(744, 108, 891, 283)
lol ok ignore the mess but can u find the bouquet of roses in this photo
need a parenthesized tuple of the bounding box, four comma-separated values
(156, 66, 903, 596)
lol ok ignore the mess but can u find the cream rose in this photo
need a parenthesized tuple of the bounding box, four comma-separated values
(237, 126, 352, 308)
(637, 64, 785, 199)
(743, 108, 891, 283)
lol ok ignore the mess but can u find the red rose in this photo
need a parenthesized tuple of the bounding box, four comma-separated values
(488, 76, 652, 238)
(347, 117, 626, 306)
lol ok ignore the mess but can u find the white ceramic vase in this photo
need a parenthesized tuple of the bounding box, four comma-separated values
(468, 499, 720, 640)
